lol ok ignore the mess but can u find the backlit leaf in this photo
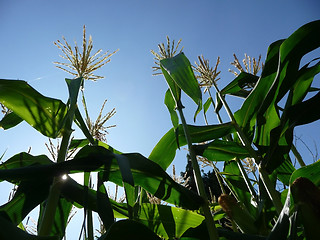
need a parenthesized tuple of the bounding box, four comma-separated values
(160, 53, 202, 121)
(0, 79, 67, 138)
(149, 123, 236, 170)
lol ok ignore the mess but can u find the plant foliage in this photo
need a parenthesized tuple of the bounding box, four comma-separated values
(0, 20, 319, 239)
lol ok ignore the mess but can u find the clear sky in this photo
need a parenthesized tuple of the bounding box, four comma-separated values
(0, 0, 320, 237)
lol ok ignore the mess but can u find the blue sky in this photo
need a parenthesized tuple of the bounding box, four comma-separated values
(0, 0, 320, 236)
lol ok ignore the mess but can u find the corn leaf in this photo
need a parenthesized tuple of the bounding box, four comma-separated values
(0, 111, 23, 130)
(160, 53, 202, 121)
(149, 123, 236, 170)
(0, 146, 203, 210)
(136, 203, 204, 239)
(0, 215, 58, 240)
(194, 139, 249, 162)
(221, 72, 259, 98)
(257, 20, 320, 172)
(0, 79, 67, 138)
(98, 219, 162, 240)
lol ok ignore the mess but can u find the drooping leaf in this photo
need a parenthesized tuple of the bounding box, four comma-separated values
(164, 89, 180, 148)
(221, 72, 259, 98)
(61, 176, 128, 219)
(0, 152, 53, 171)
(164, 89, 179, 130)
(74, 107, 96, 144)
(69, 138, 121, 154)
(72, 146, 203, 210)
(0, 79, 68, 138)
(203, 97, 213, 115)
(160, 53, 202, 121)
(149, 123, 236, 170)
(0, 111, 23, 130)
(107, 152, 204, 210)
(0, 178, 51, 224)
(194, 139, 249, 162)
(0, 146, 203, 210)
(286, 90, 320, 126)
(290, 58, 320, 106)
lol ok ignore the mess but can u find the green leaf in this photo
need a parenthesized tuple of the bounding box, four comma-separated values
(69, 138, 122, 154)
(290, 177, 320, 240)
(164, 89, 180, 148)
(99, 219, 162, 240)
(38, 198, 73, 239)
(266, 189, 291, 240)
(0, 79, 68, 138)
(256, 21, 320, 171)
(221, 72, 259, 98)
(194, 139, 249, 162)
(234, 39, 284, 139)
(218, 194, 258, 234)
(286, 91, 320, 126)
(289, 160, 320, 186)
(290, 58, 320, 106)
(0, 215, 58, 240)
(0, 152, 53, 170)
(181, 220, 266, 240)
(160, 53, 202, 121)
(160, 65, 181, 106)
(108, 152, 204, 210)
(97, 174, 115, 230)
(0, 178, 51, 224)
(164, 89, 179, 130)
(136, 203, 204, 239)
(0, 112, 23, 130)
(61, 177, 127, 219)
(74, 107, 96, 144)
(114, 154, 135, 217)
(65, 78, 82, 108)
(222, 161, 256, 216)
(203, 97, 212, 124)
(149, 123, 236, 170)
(203, 97, 212, 115)
(0, 147, 203, 210)
(273, 155, 295, 186)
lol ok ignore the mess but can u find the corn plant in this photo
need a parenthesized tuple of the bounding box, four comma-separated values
(0, 20, 319, 240)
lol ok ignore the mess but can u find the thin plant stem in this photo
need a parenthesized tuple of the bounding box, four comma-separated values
(86, 177, 94, 240)
(291, 144, 306, 167)
(236, 158, 258, 201)
(81, 89, 90, 122)
(211, 81, 283, 214)
(206, 88, 257, 200)
(207, 89, 224, 125)
(176, 100, 219, 240)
